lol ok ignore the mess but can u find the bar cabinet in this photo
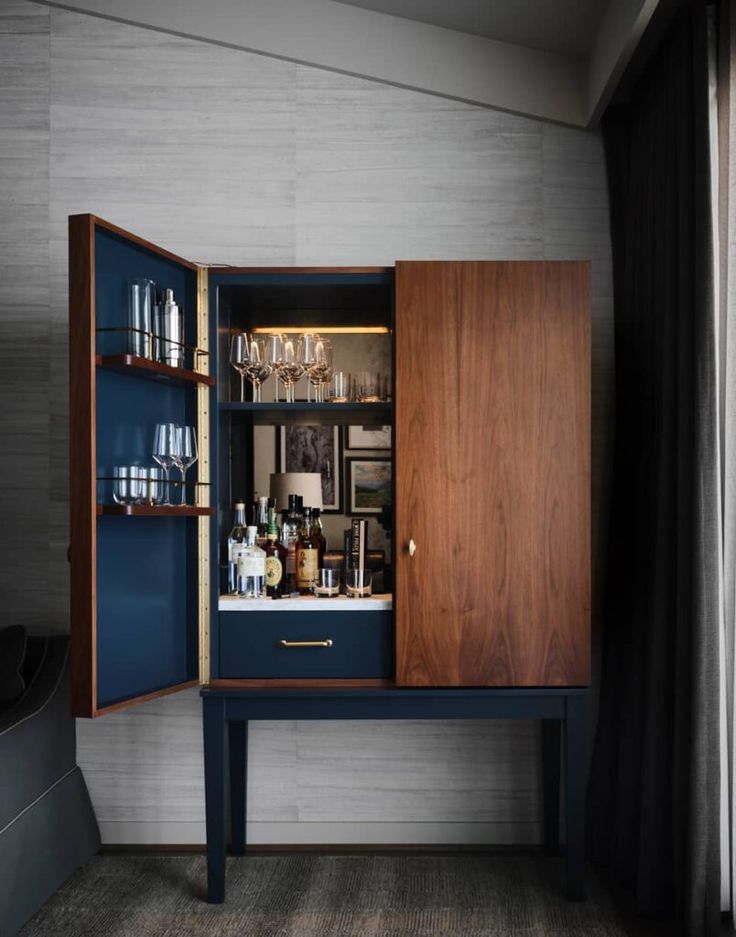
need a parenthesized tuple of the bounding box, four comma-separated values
(68, 214, 591, 902)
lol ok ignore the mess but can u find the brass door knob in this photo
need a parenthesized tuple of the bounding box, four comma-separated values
(408, 539, 417, 557)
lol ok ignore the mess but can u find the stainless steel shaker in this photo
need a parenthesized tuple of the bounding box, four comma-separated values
(154, 288, 184, 367)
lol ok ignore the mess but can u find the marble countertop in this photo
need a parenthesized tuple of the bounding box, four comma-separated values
(219, 593, 393, 612)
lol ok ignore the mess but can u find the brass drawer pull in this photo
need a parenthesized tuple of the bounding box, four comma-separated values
(278, 639, 333, 649)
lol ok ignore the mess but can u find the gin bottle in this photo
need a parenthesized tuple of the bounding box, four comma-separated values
(237, 525, 266, 598)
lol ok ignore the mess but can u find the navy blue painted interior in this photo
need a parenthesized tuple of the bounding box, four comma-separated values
(97, 516, 197, 707)
(94, 228, 197, 357)
(218, 610, 392, 679)
(94, 225, 200, 708)
(208, 269, 396, 682)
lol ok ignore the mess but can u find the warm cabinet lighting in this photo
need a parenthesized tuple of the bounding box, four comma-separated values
(251, 326, 390, 335)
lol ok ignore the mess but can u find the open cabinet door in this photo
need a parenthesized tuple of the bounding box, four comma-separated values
(394, 261, 590, 687)
(69, 215, 213, 717)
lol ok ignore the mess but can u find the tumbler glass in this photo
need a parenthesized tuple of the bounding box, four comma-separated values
(127, 279, 156, 359)
(346, 570, 372, 598)
(313, 569, 339, 597)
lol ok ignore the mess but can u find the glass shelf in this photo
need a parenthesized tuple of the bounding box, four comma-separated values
(219, 401, 391, 426)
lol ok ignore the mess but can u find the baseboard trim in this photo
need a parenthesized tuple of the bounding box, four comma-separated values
(97, 820, 542, 846)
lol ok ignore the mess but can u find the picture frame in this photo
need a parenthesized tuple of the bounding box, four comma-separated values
(345, 457, 392, 516)
(346, 424, 392, 450)
(277, 425, 343, 514)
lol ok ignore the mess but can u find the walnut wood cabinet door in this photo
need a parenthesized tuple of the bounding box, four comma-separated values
(394, 261, 590, 687)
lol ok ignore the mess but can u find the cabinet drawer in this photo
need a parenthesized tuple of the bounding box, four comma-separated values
(218, 611, 393, 679)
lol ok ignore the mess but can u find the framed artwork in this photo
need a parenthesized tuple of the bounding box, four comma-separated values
(278, 425, 343, 513)
(346, 424, 391, 450)
(345, 457, 392, 516)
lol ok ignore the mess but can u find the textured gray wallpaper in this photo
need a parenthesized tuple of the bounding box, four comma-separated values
(0, 0, 613, 844)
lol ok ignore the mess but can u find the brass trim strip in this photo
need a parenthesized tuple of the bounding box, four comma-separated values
(197, 266, 211, 686)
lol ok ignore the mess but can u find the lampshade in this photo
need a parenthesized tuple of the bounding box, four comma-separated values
(269, 472, 323, 512)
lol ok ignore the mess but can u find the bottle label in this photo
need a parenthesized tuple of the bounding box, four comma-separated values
(286, 544, 296, 576)
(238, 555, 265, 577)
(296, 547, 319, 586)
(228, 541, 241, 562)
(265, 556, 283, 587)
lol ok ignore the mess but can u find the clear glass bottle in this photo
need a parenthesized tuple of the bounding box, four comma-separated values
(226, 502, 247, 594)
(237, 525, 266, 598)
(256, 496, 269, 546)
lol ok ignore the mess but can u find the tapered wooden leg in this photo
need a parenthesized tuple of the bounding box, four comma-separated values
(229, 720, 248, 856)
(541, 718, 561, 855)
(203, 696, 227, 903)
(564, 694, 587, 901)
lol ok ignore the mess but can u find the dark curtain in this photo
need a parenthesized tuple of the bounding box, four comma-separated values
(587, 2, 721, 934)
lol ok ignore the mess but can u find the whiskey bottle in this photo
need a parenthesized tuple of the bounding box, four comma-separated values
(311, 507, 327, 566)
(264, 508, 287, 598)
(226, 501, 247, 594)
(281, 495, 301, 593)
(295, 507, 319, 595)
(237, 525, 266, 598)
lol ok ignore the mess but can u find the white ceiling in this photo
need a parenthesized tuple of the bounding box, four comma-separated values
(334, 0, 612, 58)
(36, 0, 657, 126)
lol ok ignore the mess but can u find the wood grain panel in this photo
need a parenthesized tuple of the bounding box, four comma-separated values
(69, 213, 97, 718)
(395, 261, 590, 687)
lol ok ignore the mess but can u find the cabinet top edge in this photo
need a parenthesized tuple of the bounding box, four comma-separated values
(69, 213, 199, 271)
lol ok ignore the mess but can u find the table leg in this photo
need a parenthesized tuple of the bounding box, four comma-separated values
(203, 696, 227, 903)
(541, 718, 561, 855)
(564, 694, 587, 901)
(229, 720, 248, 856)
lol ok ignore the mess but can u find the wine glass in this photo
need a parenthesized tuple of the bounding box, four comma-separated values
(266, 333, 286, 402)
(277, 335, 306, 403)
(171, 426, 198, 506)
(314, 339, 333, 402)
(242, 336, 272, 403)
(302, 333, 322, 402)
(230, 333, 249, 402)
(152, 423, 178, 505)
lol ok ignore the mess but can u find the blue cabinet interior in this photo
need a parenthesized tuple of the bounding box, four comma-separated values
(94, 228, 199, 709)
(208, 271, 394, 682)
(93, 243, 396, 705)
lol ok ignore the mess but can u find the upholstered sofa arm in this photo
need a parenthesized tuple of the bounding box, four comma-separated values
(0, 636, 76, 833)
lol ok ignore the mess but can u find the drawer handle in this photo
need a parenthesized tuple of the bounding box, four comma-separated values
(278, 639, 333, 649)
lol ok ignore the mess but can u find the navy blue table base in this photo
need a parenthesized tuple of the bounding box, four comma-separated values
(201, 688, 588, 904)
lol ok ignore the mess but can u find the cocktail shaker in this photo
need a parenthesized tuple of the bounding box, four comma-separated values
(154, 288, 184, 367)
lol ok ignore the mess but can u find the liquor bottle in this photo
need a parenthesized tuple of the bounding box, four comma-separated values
(311, 507, 327, 566)
(264, 508, 288, 598)
(296, 507, 319, 595)
(226, 502, 247, 594)
(237, 525, 266, 598)
(281, 495, 301, 593)
(255, 496, 269, 546)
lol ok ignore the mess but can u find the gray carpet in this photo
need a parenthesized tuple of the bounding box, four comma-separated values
(20, 854, 637, 937)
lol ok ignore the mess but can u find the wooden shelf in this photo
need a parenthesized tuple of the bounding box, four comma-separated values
(96, 354, 215, 387)
(97, 504, 212, 516)
(219, 401, 392, 426)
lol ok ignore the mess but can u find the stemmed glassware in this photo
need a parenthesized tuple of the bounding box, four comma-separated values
(230, 333, 249, 403)
(305, 336, 333, 402)
(171, 426, 198, 506)
(242, 336, 272, 402)
(152, 422, 178, 505)
(152, 423, 198, 506)
(270, 334, 305, 403)
(266, 333, 285, 402)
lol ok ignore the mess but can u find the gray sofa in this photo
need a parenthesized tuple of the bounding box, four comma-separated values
(0, 630, 100, 936)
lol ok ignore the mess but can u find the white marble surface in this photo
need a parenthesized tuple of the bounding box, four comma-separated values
(220, 594, 393, 611)
(2, 0, 613, 846)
